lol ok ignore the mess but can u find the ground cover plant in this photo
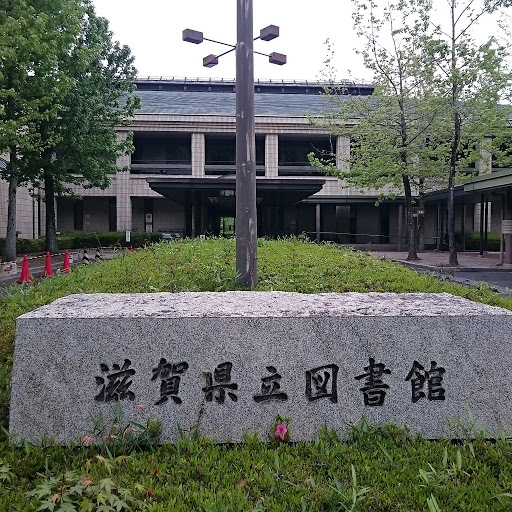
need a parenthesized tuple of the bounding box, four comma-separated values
(1, 239, 512, 511)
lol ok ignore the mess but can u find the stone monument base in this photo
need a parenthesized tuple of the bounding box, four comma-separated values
(9, 292, 512, 443)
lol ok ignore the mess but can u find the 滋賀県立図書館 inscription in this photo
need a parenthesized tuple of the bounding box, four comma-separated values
(9, 292, 512, 443)
(93, 358, 446, 407)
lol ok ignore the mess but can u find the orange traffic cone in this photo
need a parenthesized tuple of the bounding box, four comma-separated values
(44, 252, 53, 277)
(62, 250, 71, 273)
(18, 255, 31, 284)
(130, 245, 133, 253)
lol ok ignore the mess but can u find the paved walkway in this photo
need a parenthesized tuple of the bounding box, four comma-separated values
(368, 250, 506, 271)
(367, 250, 512, 296)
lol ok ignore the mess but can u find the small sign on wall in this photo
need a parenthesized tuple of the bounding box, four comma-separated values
(502, 220, 512, 234)
(125, 230, 131, 243)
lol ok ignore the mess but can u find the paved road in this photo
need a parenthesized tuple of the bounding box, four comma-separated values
(0, 249, 120, 292)
(368, 251, 512, 296)
(451, 271, 512, 295)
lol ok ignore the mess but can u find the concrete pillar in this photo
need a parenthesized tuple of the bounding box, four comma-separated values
(115, 170, 132, 232)
(336, 136, 350, 172)
(265, 134, 278, 178)
(484, 201, 489, 251)
(505, 189, 512, 264)
(192, 133, 205, 177)
(191, 204, 196, 238)
(479, 196, 484, 256)
(476, 136, 492, 175)
(116, 194, 132, 231)
(116, 132, 132, 231)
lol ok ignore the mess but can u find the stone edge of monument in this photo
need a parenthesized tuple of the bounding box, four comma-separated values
(16, 291, 512, 319)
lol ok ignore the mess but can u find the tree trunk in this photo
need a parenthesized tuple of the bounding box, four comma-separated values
(447, 112, 460, 266)
(3, 148, 18, 263)
(447, 179, 458, 265)
(418, 180, 425, 252)
(44, 169, 58, 253)
(3, 66, 18, 263)
(403, 175, 418, 261)
(447, 0, 459, 266)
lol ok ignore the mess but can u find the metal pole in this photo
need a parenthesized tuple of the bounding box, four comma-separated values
(479, 195, 484, 256)
(461, 202, 466, 252)
(315, 203, 321, 242)
(236, 0, 257, 288)
(500, 194, 504, 265)
(436, 203, 440, 251)
(484, 200, 488, 252)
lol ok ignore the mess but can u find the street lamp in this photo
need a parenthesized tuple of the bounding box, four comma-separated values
(183, 0, 286, 288)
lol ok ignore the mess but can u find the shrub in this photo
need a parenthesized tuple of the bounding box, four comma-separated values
(0, 231, 164, 256)
(456, 231, 501, 251)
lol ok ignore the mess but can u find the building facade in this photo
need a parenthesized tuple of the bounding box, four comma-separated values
(1, 78, 508, 249)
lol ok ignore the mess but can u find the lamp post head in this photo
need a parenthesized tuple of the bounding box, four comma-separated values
(259, 25, 279, 41)
(203, 54, 219, 68)
(182, 29, 204, 44)
(269, 52, 286, 65)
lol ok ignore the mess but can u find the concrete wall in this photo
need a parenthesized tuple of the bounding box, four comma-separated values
(0, 180, 42, 239)
(356, 206, 380, 243)
(388, 206, 403, 245)
(423, 205, 438, 247)
(322, 205, 336, 239)
(295, 204, 316, 235)
(132, 198, 145, 232)
(83, 198, 112, 232)
(153, 199, 185, 232)
(492, 202, 502, 232)
(57, 199, 75, 233)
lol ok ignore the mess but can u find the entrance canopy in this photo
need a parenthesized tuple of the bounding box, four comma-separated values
(425, 168, 512, 204)
(147, 177, 326, 208)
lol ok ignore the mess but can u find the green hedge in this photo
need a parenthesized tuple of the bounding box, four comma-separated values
(56, 231, 162, 250)
(456, 231, 501, 251)
(0, 231, 163, 255)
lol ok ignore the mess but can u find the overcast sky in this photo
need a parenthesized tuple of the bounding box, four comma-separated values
(91, 0, 505, 83)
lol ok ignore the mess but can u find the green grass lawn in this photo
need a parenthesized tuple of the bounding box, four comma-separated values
(1, 239, 512, 511)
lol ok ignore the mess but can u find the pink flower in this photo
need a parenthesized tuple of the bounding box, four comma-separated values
(81, 435, 93, 447)
(135, 403, 147, 409)
(275, 423, 288, 441)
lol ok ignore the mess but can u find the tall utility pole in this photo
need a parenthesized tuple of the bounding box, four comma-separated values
(183, 5, 285, 288)
(236, 0, 257, 288)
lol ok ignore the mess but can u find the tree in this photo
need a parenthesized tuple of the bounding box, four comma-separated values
(310, 0, 444, 260)
(21, 0, 140, 253)
(423, 0, 512, 265)
(0, 0, 81, 262)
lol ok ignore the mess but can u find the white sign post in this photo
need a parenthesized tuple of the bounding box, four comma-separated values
(125, 230, 131, 243)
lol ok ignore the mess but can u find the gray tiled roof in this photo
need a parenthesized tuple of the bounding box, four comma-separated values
(137, 90, 344, 117)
